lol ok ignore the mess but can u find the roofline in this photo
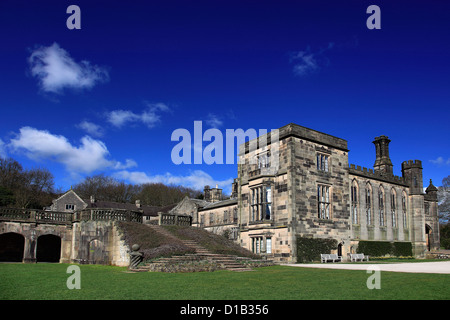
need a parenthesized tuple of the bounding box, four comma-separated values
(199, 198, 238, 211)
(239, 123, 349, 154)
(53, 189, 87, 206)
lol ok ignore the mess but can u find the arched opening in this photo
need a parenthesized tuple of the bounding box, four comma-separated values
(337, 243, 343, 257)
(36, 234, 61, 263)
(425, 225, 432, 251)
(0, 232, 25, 262)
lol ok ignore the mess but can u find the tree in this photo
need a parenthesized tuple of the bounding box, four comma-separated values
(0, 158, 24, 191)
(73, 174, 140, 203)
(14, 168, 55, 208)
(0, 186, 14, 207)
(438, 175, 450, 223)
(0, 158, 55, 209)
(133, 183, 201, 206)
(440, 224, 450, 249)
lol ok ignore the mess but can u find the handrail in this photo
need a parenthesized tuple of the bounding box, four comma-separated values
(0, 207, 142, 224)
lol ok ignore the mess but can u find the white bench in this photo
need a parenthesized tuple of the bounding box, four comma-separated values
(320, 254, 342, 263)
(350, 253, 369, 262)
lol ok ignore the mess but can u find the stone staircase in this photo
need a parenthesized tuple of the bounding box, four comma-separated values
(133, 224, 254, 272)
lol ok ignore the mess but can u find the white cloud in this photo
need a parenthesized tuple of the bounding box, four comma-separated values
(9, 127, 135, 174)
(429, 156, 450, 166)
(113, 159, 138, 170)
(28, 43, 109, 94)
(115, 169, 233, 192)
(107, 110, 138, 128)
(77, 120, 104, 137)
(107, 103, 170, 128)
(205, 113, 223, 128)
(291, 50, 319, 76)
(290, 42, 334, 77)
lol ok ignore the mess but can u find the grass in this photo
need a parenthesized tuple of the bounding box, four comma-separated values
(0, 263, 449, 300)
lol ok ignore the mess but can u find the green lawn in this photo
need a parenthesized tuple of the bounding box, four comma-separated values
(0, 263, 449, 300)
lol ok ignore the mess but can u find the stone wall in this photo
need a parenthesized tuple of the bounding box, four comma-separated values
(288, 135, 350, 259)
(0, 209, 135, 267)
(348, 174, 410, 241)
(49, 190, 87, 212)
(236, 124, 351, 262)
(70, 221, 130, 266)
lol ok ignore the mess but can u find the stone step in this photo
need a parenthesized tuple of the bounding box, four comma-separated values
(139, 225, 255, 272)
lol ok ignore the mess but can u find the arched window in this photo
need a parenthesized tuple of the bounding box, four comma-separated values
(351, 180, 359, 224)
(366, 183, 372, 225)
(391, 188, 397, 228)
(379, 186, 385, 227)
(402, 191, 408, 229)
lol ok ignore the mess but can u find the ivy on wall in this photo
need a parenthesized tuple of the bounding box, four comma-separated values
(296, 236, 338, 262)
(357, 241, 412, 257)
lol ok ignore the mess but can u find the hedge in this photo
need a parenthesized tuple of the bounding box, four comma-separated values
(357, 241, 412, 257)
(296, 236, 337, 262)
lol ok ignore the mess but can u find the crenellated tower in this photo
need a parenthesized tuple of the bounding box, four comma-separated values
(401, 159, 426, 256)
(401, 160, 423, 195)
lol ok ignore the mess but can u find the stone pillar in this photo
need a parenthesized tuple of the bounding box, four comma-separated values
(129, 244, 143, 269)
(410, 194, 427, 258)
(23, 235, 36, 263)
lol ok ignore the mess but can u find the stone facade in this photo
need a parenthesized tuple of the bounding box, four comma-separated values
(0, 218, 130, 266)
(195, 123, 440, 262)
(47, 189, 88, 212)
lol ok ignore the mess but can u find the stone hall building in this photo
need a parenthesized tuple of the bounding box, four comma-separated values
(171, 123, 440, 262)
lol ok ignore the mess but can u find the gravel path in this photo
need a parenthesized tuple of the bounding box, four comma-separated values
(282, 261, 450, 274)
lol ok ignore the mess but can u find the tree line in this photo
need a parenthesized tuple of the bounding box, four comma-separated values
(0, 157, 202, 209)
(72, 174, 202, 207)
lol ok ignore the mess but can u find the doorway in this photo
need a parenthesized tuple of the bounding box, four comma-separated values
(0, 233, 25, 262)
(337, 243, 343, 257)
(425, 225, 432, 251)
(36, 234, 61, 263)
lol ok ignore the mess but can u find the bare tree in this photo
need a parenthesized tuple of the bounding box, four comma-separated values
(438, 175, 450, 223)
(0, 158, 55, 208)
(73, 174, 140, 203)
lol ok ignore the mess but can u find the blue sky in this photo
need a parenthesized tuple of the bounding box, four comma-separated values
(0, 0, 449, 194)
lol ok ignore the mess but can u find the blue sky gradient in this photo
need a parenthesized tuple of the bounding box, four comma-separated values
(1, 0, 449, 194)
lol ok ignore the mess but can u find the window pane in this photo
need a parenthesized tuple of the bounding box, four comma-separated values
(266, 204, 271, 219)
(266, 186, 271, 203)
(266, 237, 272, 254)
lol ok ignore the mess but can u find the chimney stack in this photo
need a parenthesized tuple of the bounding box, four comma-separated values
(373, 135, 393, 175)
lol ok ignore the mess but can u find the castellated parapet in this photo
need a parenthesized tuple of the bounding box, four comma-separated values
(348, 164, 407, 186)
(401, 159, 423, 169)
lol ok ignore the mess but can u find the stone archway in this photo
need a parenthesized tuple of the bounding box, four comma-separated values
(0, 232, 25, 262)
(36, 234, 61, 263)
